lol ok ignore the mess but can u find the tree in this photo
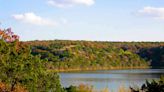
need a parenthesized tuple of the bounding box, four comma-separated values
(0, 28, 62, 92)
(0, 28, 19, 42)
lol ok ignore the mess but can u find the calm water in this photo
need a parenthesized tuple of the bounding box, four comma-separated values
(60, 69, 164, 92)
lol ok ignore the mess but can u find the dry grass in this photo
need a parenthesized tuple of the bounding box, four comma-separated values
(100, 88, 110, 92)
(0, 82, 28, 92)
(77, 84, 94, 92)
(75, 84, 131, 92)
(118, 86, 131, 92)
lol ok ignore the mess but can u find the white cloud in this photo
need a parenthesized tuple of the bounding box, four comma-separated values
(12, 12, 58, 26)
(139, 6, 164, 20)
(47, 0, 95, 8)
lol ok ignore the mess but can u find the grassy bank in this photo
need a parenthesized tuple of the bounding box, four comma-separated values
(52, 66, 150, 72)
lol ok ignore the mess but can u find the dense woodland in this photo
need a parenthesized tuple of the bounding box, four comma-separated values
(0, 28, 164, 92)
(24, 40, 164, 71)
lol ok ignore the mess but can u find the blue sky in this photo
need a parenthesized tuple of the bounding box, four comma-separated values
(0, 0, 164, 41)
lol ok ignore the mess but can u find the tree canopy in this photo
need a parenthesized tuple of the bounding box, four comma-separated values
(0, 28, 62, 92)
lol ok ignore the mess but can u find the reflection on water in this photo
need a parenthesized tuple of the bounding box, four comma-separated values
(59, 69, 164, 92)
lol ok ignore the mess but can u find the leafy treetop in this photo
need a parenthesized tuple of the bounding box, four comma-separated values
(0, 28, 19, 42)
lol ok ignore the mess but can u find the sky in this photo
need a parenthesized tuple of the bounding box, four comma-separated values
(0, 0, 164, 41)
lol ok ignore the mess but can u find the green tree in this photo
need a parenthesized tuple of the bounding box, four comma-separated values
(0, 28, 62, 92)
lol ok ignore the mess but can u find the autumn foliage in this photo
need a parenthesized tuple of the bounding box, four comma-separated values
(0, 28, 19, 42)
(0, 82, 27, 92)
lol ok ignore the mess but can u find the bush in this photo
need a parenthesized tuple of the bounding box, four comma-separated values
(130, 76, 164, 92)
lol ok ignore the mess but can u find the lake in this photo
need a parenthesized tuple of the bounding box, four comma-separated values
(59, 69, 164, 92)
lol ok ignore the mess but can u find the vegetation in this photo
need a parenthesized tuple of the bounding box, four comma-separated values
(63, 76, 164, 92)
(0, 27, 164, 92)
(64, 84, 94, 92)
(24, 40, 164, 71)
(0, 28, 62, 92)
(130, 76, 164, 92)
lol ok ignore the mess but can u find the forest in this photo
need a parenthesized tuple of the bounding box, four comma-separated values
(24, 40, 164, 71)
(0, 28, 164, 92)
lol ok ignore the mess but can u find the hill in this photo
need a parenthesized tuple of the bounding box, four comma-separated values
(24, 40, 164, 71)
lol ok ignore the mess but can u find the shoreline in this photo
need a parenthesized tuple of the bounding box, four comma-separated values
(50, 66, 150, 73)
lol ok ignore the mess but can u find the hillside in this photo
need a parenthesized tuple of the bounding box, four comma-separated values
(24, 40, 164, 71)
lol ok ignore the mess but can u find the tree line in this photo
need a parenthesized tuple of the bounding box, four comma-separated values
(23, 40, 164, 71)
(0, 27, 163, 92)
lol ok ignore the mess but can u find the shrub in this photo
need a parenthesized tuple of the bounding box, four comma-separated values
(130, 76, 164, 92)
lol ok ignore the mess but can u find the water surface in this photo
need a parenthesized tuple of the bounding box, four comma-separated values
(60, 69, 164, 91)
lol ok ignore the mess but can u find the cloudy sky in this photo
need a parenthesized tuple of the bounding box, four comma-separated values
(0, 0, 164, 41)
